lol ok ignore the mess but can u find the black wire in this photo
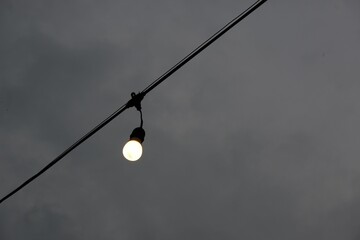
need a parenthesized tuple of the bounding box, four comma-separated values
(139, 109, 143, 128)
(0, 103, 128, 204)
(0, 0, 268, 205)
(141, 0, 268, 96)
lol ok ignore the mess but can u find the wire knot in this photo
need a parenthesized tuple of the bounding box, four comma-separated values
(126, 92, 144, 111)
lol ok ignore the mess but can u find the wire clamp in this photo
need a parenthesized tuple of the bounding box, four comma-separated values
(126, 92, 144, 111)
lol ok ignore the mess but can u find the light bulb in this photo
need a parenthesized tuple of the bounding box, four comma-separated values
(123, 140, 143, 161)
(123, 127, 145, 161)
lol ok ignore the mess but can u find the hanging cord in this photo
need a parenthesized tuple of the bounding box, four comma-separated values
(139, 109, 143, 128)
(127, 92, 144, 128)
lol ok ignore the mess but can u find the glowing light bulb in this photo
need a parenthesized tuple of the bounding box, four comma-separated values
(123, 127, 145, 161)
(123, 140, 143, 161)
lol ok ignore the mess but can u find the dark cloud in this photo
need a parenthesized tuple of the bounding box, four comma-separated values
(0, 203, 76, 240)
(1, 0, 360, 239)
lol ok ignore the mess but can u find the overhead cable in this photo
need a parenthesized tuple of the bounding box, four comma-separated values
(0, 0, 268, 205)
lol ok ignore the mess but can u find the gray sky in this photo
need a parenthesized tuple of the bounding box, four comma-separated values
(1, 0, 360, 239)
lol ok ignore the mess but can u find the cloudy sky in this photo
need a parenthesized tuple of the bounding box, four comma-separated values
(1, 0, 360, 239)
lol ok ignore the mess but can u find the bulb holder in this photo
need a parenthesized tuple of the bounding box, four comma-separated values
(129, 127, 145, 143)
